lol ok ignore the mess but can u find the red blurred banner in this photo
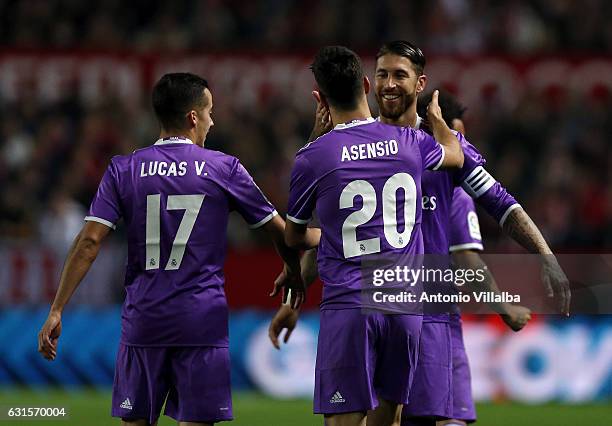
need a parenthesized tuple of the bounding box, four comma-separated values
(224, 248, 323, 309)
(0, 52, 611, 108)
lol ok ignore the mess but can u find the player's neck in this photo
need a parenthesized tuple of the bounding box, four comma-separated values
(330, 102, 372, 127)
(159, 129, 196, 144)
(380, 104, 419, 128)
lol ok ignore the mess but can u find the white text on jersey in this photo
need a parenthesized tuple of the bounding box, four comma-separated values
(341, 139, 398, 162)
(139, 161, 208, 177)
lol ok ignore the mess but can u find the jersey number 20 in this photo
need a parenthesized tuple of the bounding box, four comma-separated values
(340, 172, 416, 258)
(145, 194, 204, 270)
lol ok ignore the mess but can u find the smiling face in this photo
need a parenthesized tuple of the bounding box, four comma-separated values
(374, 53, 426, 121)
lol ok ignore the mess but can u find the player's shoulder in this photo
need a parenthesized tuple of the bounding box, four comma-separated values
(108, 153, 130, 172)
(296, 129, 338, 157)
(196, 148, 246, 176)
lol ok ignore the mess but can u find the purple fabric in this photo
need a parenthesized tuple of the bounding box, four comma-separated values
(473, 181, 520, 224)
(87, 138, 276, 346)
(449, 187, 484, 252)
(449, 314, 477, 422)
(287, 119, 443, 309)
(420, 133, 485, 256)
(402, 321, 453, 421)
(401, 316, 477, 423)
(112, 344, 232, 424)
(314, 309, 422, 414)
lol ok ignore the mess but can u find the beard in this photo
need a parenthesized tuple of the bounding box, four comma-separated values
(376, 90, 416, 121)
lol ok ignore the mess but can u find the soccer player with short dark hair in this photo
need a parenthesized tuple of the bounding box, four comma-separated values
(283, 45, 465, 426)
(374, 41, 561, 426)
(38, 72, 304, 426)
(272, 41, 569, 426)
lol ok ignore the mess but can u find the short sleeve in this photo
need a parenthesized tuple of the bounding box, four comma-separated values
(414, 128, 445, 170)
(286, 153, 317, 225)
(85, 160, 122, 229)
(449, 188, 484, 252)
(226, 159, 277, 228)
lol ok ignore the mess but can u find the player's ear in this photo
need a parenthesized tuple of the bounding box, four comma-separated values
(187, 110, 198, 127)
(319, 92, 329, 109)
(416, 73, 427, 94)
(363, 76, 370, 94)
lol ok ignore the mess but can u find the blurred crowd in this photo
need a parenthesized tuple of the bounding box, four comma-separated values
(1, 0, 611, 54)
(1, 78, 611, 251)
(0, 0, 611, 253)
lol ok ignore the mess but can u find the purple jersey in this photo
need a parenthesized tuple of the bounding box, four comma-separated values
(287, 118, 444, 309)
(86, 137, 277, 346)
(449, 187, 484, 253)
(420, 135, 485, 254)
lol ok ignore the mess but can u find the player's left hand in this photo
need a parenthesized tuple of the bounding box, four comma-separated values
(426, 89, 444, 126)
(308, 91, 332, 141)
(268, 304, 300, 350)
(38, 311, 62, 361)
(500, 304, 532, 332)
(269, 264, 306, 309)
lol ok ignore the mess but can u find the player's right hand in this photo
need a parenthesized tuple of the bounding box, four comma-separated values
(38, 311, 62, 361)
(500, 304, 532, 332)
(268, 304, 300, 350)
(308, 91, 332, 142)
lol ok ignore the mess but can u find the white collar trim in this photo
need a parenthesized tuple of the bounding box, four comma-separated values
(154, 137, 194, 145)
(334, 117, 375, 130)
(415, 114, 423, 129)
(375, 114, 423, 129)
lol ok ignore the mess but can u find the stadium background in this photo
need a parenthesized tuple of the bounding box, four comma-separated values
(0, 0, 611, 424)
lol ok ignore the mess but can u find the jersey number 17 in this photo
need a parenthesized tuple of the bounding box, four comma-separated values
(145, 194, 204, 270)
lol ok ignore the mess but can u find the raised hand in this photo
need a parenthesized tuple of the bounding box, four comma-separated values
(308, 90, 332, 142)
(426, 89, 444, 125)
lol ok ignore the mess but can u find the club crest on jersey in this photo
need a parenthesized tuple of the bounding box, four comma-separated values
(467, 211, 482, 240)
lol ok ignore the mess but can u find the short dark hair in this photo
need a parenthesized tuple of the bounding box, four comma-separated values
(310, 46, 364, 110)
(417, 89, 467, 126)
(152, 73, 209, 131)
(376, 40, 426, 75)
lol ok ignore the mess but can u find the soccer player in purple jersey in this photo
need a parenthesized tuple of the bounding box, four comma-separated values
(37, 73, 304, 426)
(282, 46, 465, 426)
(271, 41, 569, 425)
(394, 90, 533, 426)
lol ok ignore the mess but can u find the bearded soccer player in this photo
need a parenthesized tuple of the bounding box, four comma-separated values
(392, 91, 533, 426)
(37, 73, 304, 426)
(271, 41, 569, 425)
(283, 46, 466, 426)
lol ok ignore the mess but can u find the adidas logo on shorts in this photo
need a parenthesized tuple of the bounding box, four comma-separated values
(120, 398, 133, 410)
(330, 391, 345, 404)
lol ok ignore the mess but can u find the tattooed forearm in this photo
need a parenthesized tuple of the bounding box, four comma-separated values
(502, 207, 552, 255)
